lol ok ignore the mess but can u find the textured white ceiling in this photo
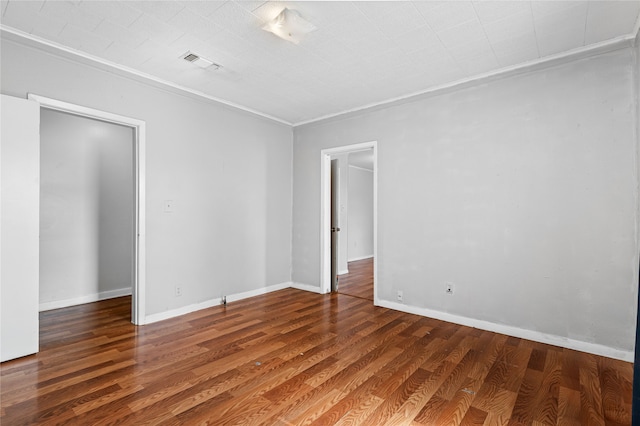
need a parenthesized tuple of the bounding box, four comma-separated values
(1, 1, 639, 125)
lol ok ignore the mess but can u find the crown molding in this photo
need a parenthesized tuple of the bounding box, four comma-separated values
(1, 24, 636, 129)
(293, 33, 636, 127)
(0, 25, 292, 126)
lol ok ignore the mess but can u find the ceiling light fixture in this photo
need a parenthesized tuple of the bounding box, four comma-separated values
(262, 8, 316, 45)
(182, 52, 220, 70)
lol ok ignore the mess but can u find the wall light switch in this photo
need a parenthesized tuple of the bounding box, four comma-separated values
(164, 200, 174, 213)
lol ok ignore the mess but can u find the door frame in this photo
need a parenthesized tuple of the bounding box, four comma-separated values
(330, 159, 340, 292)
(28, 94, 146, 325)
(320, 141, 377, 304)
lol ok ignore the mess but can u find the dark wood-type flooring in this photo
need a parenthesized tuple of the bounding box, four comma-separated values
(338, 258, 374, 301)
(0, 289, 632, 425)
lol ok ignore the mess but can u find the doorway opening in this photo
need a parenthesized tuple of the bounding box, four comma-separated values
(29, 94, 146, 325)
(320, 141, 377, 304)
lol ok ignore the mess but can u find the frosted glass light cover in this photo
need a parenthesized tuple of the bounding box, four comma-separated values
(262, 8, 317, 44)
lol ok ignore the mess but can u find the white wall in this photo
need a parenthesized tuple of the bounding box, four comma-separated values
(293, 47, 638, 358)
(347, 165, 373, 261)
(0, 35, 293, 320)
(39, 109, 134, 310)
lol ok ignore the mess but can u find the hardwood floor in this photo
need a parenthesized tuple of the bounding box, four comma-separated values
(339, 258, 373, 301)
(0, 289, 632, 425)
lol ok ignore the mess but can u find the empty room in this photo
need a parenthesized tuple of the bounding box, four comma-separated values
(1, 1, 639, 424)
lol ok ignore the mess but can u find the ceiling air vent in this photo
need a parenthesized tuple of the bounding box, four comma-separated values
(183, 53, 199, 62)
(181, 52, 220, 70)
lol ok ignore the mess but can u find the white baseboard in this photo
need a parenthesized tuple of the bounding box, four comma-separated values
(337, 269, 349, 276)
(39, 287, 132, 312)
(226, 282, 291, 303)
(348, 255, 374, 262)
(77, 283, 630, 362)
(143, 282, 292, 325)
(290, 282, 325, 294)
(377, 300, 633, 362)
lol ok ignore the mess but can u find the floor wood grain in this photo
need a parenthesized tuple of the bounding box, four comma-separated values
(0, 289, 632, 425)
(338, 258, 373, 301)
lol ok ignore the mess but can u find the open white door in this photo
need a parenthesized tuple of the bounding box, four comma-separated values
(1, 95, 40, 362)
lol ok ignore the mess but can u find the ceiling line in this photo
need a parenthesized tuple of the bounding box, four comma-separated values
(292, 32, 636, 128)
(0, 25, 293, 126)
(1, 23, 636, 129)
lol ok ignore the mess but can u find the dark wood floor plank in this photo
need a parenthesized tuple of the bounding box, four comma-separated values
(363, 367, 432, 424)
(333, 393, 385, 426)
(402, 347, 481, 424)
(433, 376, 482, 425)
(1, 285, 633, 425)
(507, 368, 544, 425)
(432, 347, 479, 401)
(558, 386, 583, 426)
(309, 340, 406, 424)
(579, 352, 607, 426)
(459, 405, 488, 425)
(256, 329, 414, 424)
(599, 357, 632, 425)
(371, 334, 444, 399)
(527, 347, 561, 425)
(413, 394, 449, 425)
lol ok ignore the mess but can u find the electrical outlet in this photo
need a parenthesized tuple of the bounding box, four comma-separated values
(397, 290, 403, 302)
(445, 283, 454, 295)
(175, 285, 182, 297)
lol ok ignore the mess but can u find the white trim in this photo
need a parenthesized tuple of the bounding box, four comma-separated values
(226, 282, 290, 304)
(28, 94, 147, 325)
(321, 154, 332, 295)
(337, 269, 349, 276)
(144, 299, 223, 325)
(290, 282, 324, 294)
(378, 300, 633, 362)
(135, 120, 147, 326)
(28, 94, 145, 128)
(321, 142, 378, 303)
(39, 287, 132, 312)
(143, 282, 291, 324)
(2, 26, 290, 126)
(348, 254, 374, 262)
(293, 35, 635, 127)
